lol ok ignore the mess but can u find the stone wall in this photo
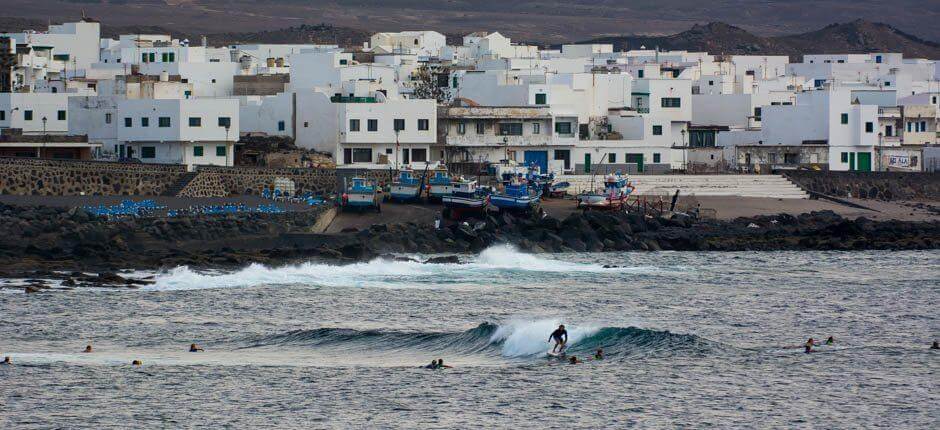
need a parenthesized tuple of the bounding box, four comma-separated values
(784, 171, 940, 201)
(177, 166, 336, 197)
(0, 157, 186, 196)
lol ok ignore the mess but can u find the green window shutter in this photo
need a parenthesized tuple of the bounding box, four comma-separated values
(535, 93, 547, 104)
(216, 145, 226, 157)
(194, 146, 203, 157)
(57, 110, 66, 121)
(840, 113, 848, 124)
(169, 52, 175, 62)
(142, 53, 148, 63)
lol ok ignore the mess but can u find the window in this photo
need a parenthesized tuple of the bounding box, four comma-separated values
(0, 110, 5, 121)
(661, 97, 681, 108)
(141, 146, 156, 159)
(411, 148, 427, 163)
(51, 87, 58, 93)
(841, 152, 848, 163)
(653, 153, 661, 163)
(216, 145, 226, 157)
(141, 117, 149, 127)
(339, 59, 348, 65)
(841, 113, 848, 124)
(754, 107, 762, 121)
(385, 148, 393, 154)
(368, 119, 378, 132)
(637, 69, 644, 78)
(554, 122, 572, 135)
(475, 122, 485, 134)
(159, 117, 171, 127)
(884, 81, 891, 87)
(189, 117, 202, 127)
(535, 93, 547, 105)
(608, 153, 617, 163)
(124, 117, 132, 127)
(304, 121, 309, 128)
(533, 123, 540, 134)
(161, 52, 169, 62)
(213, 117, 229, 128)
(149, 53, 155, 63)
(418, 119, 429, 131)
(211, 79, 217, 83)
(184, 90, 192, 99)
(452, 76, 459, 88)
(352, 148, 372, 163)
(57, 110, 66, 121)
(919, 121, 927, 132)
(278, 120, 285, 131)
(168, 52, 175, 62)
(457, 122, 466, 135)
(393, 119, 406, 132)
(907, 121, 912, 132)
(194, 146, 203, 157)
(104, 113, 111, 124)
(652, 125, 663, 136)
(708, 80, 714, 86)
(349, 119, 360, 132)
(865, 122, 874, 133)
(24, 110, 33, 121)
(499, 123, 523, 136)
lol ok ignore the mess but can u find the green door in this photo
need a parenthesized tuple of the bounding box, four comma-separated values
(849, 153, 856, 171)
(857, 152, 872, 171)
(584, 153, 591, 173)
(626, 153, 644, 173)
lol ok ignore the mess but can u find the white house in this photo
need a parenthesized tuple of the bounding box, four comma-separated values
(116, 98, 239, 166)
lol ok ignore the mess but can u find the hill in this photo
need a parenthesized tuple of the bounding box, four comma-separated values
(581, 21, 940, 60)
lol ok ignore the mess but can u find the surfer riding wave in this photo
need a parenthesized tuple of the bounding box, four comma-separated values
(548, 324, 568, 354)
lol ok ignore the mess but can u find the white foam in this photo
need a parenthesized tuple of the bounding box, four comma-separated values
(147, 245, 617, 291)
(489, 319, 600, 357)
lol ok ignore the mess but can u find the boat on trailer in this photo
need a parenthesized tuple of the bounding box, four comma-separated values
(577, 173, 633, 210)
(389, 169, 424, 202)
(442, 179, 488, 219)
(342, 177, 380, 212)
(490, 182, 540, 213)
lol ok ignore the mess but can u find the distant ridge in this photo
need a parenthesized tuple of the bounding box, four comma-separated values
(580, 20, 940, 60)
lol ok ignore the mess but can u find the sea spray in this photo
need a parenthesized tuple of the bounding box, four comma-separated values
(148, 244, 619, 291)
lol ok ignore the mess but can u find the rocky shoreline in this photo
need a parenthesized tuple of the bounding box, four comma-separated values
(1, 202, 938, 291)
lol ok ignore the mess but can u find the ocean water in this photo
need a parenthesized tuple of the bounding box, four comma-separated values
(1, 246, 938, 428)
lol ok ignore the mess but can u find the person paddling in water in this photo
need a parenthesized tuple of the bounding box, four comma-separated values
(549, 324, 568, 354)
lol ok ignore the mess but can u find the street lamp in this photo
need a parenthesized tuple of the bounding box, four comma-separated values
(502, 136, 508, 163)
(680, 128, 687, 173)
(41, 116, 47, 158)
(225, 124, 231, 166)
(395, 129, 400, 170)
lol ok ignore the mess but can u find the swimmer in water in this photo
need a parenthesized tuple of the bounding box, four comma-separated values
(825, 336, 834, 345)
(424, 360, 438, 369)
(132, 360, 142, 366)
(931, 341, 939, 350)
(436, 358, 452, 369)
(83, 345, 93, 353)
(594, 349, 604, 360)
(189, 343, 204, 352)
(548, 325, 568, 353)
(568, 356, 581, 364)
(804, 338, 815, 353)
(1, 356, 11, 365)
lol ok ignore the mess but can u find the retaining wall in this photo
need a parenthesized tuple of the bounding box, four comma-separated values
(177, 166, 336, 197)
(784, 171, 940, 201)
(0, 157, 186, 196)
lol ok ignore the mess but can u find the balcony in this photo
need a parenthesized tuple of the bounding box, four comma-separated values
(330, 95, 378, 103)
(878, 107, 901, 117)
(445, 134, 553, 147)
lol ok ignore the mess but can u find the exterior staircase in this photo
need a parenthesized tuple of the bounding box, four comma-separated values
(161, 171, 200, 196)
(556, 174, 809, 199)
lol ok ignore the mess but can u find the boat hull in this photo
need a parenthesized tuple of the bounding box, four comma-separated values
(390, 185, 422, 202)
(490, 195, 540, 212)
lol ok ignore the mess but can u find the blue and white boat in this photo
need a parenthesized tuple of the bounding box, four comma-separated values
(490, 182, 540, 213)
(342, 177, 380, 212)
(442, 179, 488, 218)
(389, 169, 424, 202)
(428, 169, 455, 201)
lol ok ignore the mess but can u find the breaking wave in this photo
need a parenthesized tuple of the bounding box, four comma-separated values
(147, 244, 622, 291)
(240, 319, 715, 360)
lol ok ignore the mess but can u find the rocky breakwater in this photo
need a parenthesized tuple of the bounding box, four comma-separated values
(337, 210, 940, 257)
(0, 202, 331, 289)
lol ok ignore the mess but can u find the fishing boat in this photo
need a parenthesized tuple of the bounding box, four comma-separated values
(549, 181, 571, 198)
(389, 169, 424, 202)
(341, 177, 380, 212)
(427, 168, 455, 201)
(490, 181, 540, 213)
(577, 173, 633, 210)
(441, 179, 488, 219)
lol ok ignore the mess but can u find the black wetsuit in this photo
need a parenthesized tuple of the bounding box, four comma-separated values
(550, 328, 568, 345)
